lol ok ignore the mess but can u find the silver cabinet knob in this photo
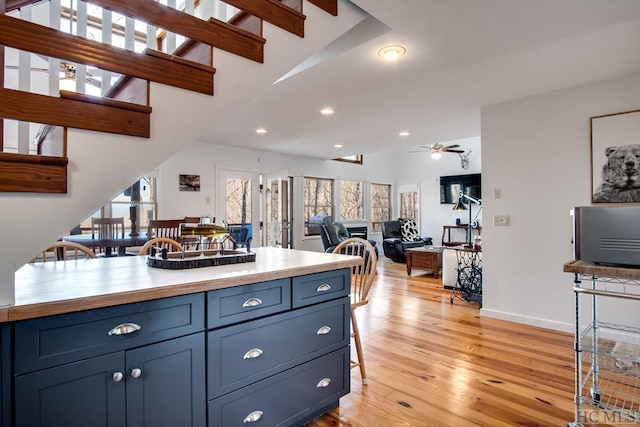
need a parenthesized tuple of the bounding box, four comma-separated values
(243, 348, 263, 359)
(112, 371, 124, 382)
(131, 368, 142, 378)
(316, 377, 331, 388)
(243, 410, 263, 423)
(108, 323, 141, 336)
(242, 297, 263, 308)
(316, 283, 332, 292)
(316, 326, 332, 335)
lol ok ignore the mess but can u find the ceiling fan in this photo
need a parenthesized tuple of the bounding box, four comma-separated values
(412, 143, 465, 159)
(4, 62, 101, 88)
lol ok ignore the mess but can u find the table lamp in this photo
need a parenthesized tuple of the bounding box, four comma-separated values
(452, 190, 482, 247)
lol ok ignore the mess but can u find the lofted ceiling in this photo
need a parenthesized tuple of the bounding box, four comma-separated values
(197, 0, 640, 160)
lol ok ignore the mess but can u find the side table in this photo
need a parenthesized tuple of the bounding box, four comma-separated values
(450, 247, 482, 307)
(406, 246, 444, 277)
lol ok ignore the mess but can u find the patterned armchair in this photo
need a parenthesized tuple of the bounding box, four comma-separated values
(381, 218, 432, 263)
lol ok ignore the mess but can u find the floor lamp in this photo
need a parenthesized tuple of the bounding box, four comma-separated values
(452, 190, 482, 247)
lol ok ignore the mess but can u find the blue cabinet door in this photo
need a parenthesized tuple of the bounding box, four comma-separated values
(0, 324, 10, 427)
(126, 333, 206, 427)
(14, 352, 126, 427)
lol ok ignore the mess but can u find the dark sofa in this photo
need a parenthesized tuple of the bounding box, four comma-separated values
(381, 218, 432, 263)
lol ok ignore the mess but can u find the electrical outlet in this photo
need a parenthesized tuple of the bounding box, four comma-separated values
(493, 214, 510, 226)
(205, 196, 211, 204)
(493, 187, 501, 199)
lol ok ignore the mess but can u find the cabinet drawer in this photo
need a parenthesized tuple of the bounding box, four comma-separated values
(292, 269, 350, 308)
(208, 347, 349, 427)
(208, 297, 349, 399)
(14, 293, 205, 375)
(207, 279, 290, 329)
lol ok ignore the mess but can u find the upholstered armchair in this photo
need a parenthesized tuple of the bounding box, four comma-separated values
(381, 218, 432, 263)
(320, 217, 378, 257)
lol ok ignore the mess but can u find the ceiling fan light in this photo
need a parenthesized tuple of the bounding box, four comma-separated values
(431, 151, 442, 160)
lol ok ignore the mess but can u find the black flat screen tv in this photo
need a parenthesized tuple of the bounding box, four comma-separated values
(440, 173, 481, 204)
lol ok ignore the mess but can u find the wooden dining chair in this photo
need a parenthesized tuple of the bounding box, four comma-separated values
(148, 218, 204, 249)
(147, 219, 183, 241)
(31, 241, 97, 262)
(139, 237, 183, 255)
(332, 237, 378, 385)
(91, 217, 125, 256)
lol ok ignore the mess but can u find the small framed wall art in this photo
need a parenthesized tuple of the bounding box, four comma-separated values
(591, 109, 640, 204)
(179, 174, 200, 192)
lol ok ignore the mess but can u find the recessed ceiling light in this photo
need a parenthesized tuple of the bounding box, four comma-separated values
(320, 108, 334, 115)
(255, 128, 267, 134)
(378, 45, 406, 61)
(334, 144, 343, 148)
(399, 131, 410, 137)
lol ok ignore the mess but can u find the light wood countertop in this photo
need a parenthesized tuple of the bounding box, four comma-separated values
(564, 259, 640, 280)
(7, 247, 360, 322)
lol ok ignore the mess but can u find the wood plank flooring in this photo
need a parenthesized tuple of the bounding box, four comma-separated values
(307, 257, 621, 427)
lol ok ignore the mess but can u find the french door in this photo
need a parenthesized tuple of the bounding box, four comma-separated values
(262, 172, 291, 248)
(218, 169, 260, 246)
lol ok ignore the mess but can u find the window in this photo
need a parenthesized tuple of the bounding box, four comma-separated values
(332, 154, 363, 165)
(78, 176, 156, 233)
(400, 191, 418, 220)
(226, 178, 252, 225)
(304, 177, 334, 235)
(340, 180, 364, 220)
(371, 183, 391, 232)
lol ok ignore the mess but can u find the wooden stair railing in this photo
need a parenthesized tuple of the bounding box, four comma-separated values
(0, 0, 340, 193)
(307, 0, 337, 16)
(0, 14, 216, 95)
(0, 152, 68, 193)
(89, 0, 266, 63)
(223, 0, 306, 37)
(0, 88, 152, 137)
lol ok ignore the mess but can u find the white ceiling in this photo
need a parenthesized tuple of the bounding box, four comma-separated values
(198, 0, 640, 159)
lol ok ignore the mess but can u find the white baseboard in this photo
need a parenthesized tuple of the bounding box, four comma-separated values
(481, 308, 574, 334)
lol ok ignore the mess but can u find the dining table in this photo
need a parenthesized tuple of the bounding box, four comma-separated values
(62, 232, 149, 257)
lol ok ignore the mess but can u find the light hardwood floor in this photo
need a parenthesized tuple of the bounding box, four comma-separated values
(307, 257, 618, 427)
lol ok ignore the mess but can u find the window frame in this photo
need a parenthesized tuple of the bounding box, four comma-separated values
(303, 176, 334, 236)
(370, 182, 391, 232)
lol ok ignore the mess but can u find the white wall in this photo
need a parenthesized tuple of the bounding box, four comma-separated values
(481, 71, 640, 332)
(0, 2, 367, 306)
(393, 137, 482, 244)
(157, 140, 396, 252)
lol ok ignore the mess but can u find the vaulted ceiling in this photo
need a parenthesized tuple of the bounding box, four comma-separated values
(199, 0, 640, 159)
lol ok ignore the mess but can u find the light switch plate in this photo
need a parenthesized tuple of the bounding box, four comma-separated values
(493, 214, 510, 226)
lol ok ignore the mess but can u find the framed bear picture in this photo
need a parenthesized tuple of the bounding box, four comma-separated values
(591, 109, 640, 204)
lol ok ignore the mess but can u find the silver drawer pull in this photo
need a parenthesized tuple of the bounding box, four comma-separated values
(131, 368, 142, 378)
(243, 410, 264, 423)
(317, 326, 332, 335)
(112, 372, 124, 383)
(243, 348, 263, 359)
(108, 322, 141, 336)
(316, 283, 332, 292)
(316, 378, 331, 388)
(242, 297, 263, 308)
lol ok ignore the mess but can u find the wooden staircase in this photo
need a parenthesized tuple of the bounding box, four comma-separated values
(0, 0, 339, 193)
